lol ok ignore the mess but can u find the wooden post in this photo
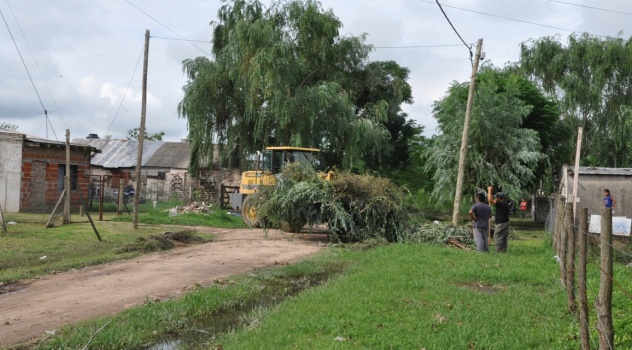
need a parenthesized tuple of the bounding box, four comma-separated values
(451, 38, 483, 226)
(595, 208, 614, 349)
(64, 129, 71, 224)
(77, 184, 102, 241)
(99, 176, 104, 221)
(558, 202, 569, 288)
(565, 202, 576, 313)
(0, 202, 7, 234)
(554, 195, 565, 254)
(118, 179, 124, 215)
(571, 127, 583, 218)
(133, 29, 150, 229)
(46, 190, 66, 228)
(577, 208, 590, 350)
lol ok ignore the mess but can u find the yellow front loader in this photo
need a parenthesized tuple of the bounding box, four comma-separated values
(228, 146, 331, 228)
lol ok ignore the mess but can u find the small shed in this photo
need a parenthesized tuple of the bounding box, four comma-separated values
(559, 165, 632, 218)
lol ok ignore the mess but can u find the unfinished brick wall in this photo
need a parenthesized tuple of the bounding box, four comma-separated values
(20, 146, 92, 213)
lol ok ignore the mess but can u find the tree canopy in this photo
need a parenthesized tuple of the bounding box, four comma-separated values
(521, 33, 632, 167)
(127, 128, 165, 141)
(425, 65, 570, 201)
(178, 0, 414, 173)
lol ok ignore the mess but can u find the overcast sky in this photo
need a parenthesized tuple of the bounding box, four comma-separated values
(1, 0, 631, 142)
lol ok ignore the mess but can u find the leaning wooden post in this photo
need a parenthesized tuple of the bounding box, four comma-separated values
(0, 202, 7, 234)
(577, 208, 590, 350)
(564, 202, 576, 312)
(595, 208, 614, 349)
(46, 190, 66, 228)
(133, 29, 150, 229)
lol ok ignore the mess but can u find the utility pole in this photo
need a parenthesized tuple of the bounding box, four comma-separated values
(64, 129, 71, 224)
(133, 29, 150, 229)
(452, 38, 483, 226)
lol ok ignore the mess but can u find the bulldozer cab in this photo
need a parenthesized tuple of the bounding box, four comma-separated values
(260, 146, 323, 174)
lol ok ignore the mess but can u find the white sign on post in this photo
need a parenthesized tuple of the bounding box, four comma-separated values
(588, 215, 631, 237)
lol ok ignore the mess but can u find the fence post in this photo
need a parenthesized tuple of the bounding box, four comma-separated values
(577, 208, 590, 350)
(595, 208, 614, 349)
(558, 202, 569, 288)
(564, 202, 576, 312)
(554, 195, 565, 253)
(118, 179, 124, 216)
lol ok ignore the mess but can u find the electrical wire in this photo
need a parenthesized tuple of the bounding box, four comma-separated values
(419, 0, 609, 38)
(5, 0, 67, 134)
(104, 44, 145, 139)
(434, 0, 473, 59)
(549, 0, 632, 16)
(123, 0, 212, 57)
(1, 10, 50, 131)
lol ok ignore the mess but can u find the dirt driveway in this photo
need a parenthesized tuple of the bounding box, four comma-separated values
(0, 228, 327, 347)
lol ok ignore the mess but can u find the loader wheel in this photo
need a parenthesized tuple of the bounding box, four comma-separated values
(241, 196, 260, 228)
(280, 217, 306, 233)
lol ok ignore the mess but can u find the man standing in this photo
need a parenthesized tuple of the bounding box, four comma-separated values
(469, 192, 492, 252)
(488, 186, 510, 253)
(603, 189, 616, 214)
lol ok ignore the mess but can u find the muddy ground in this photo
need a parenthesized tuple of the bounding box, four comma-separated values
(0, 228, 327, 347)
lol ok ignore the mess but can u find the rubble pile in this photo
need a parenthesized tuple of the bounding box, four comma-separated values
(167, 202, 214, 216)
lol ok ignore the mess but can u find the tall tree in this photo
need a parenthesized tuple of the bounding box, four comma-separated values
(521, 33, 632, 167)
(425, 65, 567, 201)
(178, 0, 413, 173)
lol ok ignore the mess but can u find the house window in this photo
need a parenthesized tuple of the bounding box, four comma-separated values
(58, 165, 78, 191)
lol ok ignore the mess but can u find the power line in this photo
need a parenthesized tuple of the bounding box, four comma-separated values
(5, 0, 67, 133)
(419, 0, 609, 38)
(434, 0, 473, 58)
(104, 44, 145, 139)
(123, 0, 212, 57)
(549, 0, 632, 16)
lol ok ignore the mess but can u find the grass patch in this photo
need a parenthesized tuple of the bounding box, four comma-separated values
(0, 213, 215, 283)
(111, 205, 245, 228)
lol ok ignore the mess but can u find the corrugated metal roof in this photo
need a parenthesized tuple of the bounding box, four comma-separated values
(145, 142, 190, 169)
(73, 139, 189, 169)
(1, 128, 98, 151)
(568, 166, 632, 176)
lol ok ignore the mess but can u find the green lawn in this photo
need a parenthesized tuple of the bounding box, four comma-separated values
(5, 218, 632, 349)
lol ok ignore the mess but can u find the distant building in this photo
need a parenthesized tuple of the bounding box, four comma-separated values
(73, 136, 240, 203)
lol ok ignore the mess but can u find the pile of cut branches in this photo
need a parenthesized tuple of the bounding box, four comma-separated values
(252, 163, 412, 242)
(411, 221, 473, 248)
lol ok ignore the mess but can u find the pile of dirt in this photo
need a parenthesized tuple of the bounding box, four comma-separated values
(114, 230, 207, 254)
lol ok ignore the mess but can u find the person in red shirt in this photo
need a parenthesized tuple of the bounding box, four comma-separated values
(520, 198, 527, 219)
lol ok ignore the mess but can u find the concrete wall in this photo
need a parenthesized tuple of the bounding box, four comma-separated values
(0, 134, 22, 212)
(561, 168, 632, 218)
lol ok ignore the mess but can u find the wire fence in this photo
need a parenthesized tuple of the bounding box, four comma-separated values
(552, 195, 632, 349)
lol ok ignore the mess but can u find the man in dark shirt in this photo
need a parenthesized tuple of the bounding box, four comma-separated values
(469, 192, 492, 252)
(488, 186, 510, 253)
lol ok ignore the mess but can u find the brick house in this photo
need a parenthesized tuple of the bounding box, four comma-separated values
(0, 128, 98, 213)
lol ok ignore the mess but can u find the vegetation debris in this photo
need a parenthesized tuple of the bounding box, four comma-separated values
(114, 230, 207, 254)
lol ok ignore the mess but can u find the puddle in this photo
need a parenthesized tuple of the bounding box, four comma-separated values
(146, 267, 343, 350)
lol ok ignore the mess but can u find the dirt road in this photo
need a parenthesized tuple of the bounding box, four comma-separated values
(0, 228, 327, 346)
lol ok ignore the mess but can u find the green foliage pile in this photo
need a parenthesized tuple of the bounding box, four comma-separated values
(411, 221, 473, 246)
(253, 163, 411, 242)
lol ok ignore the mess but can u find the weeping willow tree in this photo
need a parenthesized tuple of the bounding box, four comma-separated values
(425, 65, 558, 201)
(178, 0, 413, 173)
(521, 33, 632, 167)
